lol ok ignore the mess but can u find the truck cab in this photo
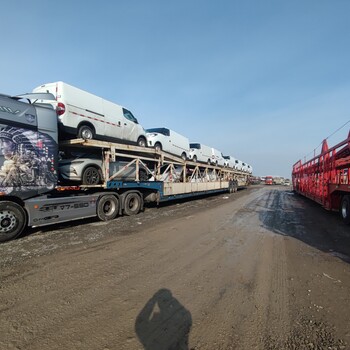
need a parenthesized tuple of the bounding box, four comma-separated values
(0, 92, 58, 199)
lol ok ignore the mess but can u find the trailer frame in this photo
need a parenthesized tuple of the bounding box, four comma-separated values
(292, 131, 350, 222)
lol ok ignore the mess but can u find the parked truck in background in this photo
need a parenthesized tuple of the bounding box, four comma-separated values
(265, 176, 273, 185)
(273, 176, 285, 185)
(292, 132, 350, 223)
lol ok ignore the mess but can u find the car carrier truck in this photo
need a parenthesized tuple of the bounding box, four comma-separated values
(0, 92, 250, 243)
(292, 131, 350, 223)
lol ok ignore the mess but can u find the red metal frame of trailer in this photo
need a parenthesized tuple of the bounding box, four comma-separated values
(292, 131, 350, 213)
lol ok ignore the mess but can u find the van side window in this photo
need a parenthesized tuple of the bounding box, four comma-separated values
(123, 108, 138, 124)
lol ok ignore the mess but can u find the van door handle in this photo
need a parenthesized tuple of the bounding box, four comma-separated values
(118, 121, 121, 126)
(124, 123, 127, 126)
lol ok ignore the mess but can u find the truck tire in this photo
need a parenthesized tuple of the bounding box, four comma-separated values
(78, 125, 94, 140)
(0, 201, 26, 243)
(124, 192, 142, 216)
(234, 181, 238, 193)
(228, 181, 233, 193)
(82, 167, 102, 185)
(97, 195, 119, 221)
(340, 195, 350, 224)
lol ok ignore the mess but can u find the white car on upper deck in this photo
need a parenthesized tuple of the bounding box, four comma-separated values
(235, 159, 243, 171)
(146, 128, 190, 160)
(188, 143, 212, 164)
(210, 148, 225, 166)
(222, 155, 236, 168)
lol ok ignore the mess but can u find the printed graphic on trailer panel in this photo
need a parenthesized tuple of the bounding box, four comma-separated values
(0, 126, 57, 198)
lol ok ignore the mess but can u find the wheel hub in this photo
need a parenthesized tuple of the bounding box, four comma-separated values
(0, 210, 16, 232)
(104, 201, 115, 214)
(82, 129, 92, 139)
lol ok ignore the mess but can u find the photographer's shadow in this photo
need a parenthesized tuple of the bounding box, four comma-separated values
(135, 288, 192, 350)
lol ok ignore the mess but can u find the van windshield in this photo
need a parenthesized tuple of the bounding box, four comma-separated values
(146, 128, 170, 136)
(190, 143, 201, 149)
(123, 108, 138, 124)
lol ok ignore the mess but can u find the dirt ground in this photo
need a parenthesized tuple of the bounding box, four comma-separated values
(0, 186, 349, 350)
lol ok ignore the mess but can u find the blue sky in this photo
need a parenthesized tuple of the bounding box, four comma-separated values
(1, 0, 350, 178)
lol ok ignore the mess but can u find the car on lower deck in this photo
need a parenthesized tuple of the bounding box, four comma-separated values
(58, 152, 150, 185)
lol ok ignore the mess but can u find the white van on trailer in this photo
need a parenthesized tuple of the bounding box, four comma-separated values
(235, 159, 243, 170)
(146, 128, 190, 160)
(223, 155, 236, 168)
(188, 143, 212, 164)
(211, 148, 225, 166)
(33, 82, 147, 147)
(243, 163, 248, 172)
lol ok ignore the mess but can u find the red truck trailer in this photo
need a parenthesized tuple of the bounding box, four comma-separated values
(292, 131, 350, 223)
(265, 176, 273, 185)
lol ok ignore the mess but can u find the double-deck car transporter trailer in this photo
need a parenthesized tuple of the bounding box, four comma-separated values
(292, 131, 350, 223)
(0, 138, 250, 243)
(0, 91, 250, 243)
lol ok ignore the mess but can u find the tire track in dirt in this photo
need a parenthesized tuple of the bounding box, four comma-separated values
(233, 188, 291, 349)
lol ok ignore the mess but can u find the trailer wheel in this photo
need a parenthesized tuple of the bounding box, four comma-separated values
(97, 195, 119, 221)
(0, 202, 26, 243)
(124, 192, 142, 216)
(228, 181, 234, 193)
(340, 195, 350, 224)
